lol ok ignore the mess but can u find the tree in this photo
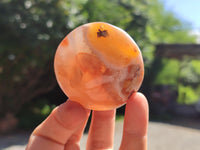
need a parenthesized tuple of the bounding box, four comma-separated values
(0, 0, 89, 132)
(0, 0, 149, 131)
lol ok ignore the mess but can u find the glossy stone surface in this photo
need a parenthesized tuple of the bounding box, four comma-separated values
(54, 22, 144, 110)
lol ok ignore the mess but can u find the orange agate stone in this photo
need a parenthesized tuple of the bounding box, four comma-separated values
(54, 22, 144, 110)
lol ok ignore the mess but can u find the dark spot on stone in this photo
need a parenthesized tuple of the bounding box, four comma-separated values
(97, 29, 108, 37)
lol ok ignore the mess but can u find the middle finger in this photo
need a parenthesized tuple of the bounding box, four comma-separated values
(86, 110, 116, 150)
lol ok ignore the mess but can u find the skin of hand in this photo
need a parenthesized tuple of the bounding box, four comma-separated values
(26, 92, 149, 150)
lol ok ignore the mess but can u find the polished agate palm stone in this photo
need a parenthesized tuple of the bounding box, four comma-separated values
(54, 22, 144, 110)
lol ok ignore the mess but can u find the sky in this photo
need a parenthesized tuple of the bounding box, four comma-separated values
(161, 0, 200, 30)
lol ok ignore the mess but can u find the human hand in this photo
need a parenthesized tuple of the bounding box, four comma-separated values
(26, 92, 148, 150)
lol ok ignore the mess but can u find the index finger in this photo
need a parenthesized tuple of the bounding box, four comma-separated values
(26, 100, 90, 150)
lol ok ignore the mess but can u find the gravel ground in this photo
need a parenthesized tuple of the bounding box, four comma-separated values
(1, 121, 200, 150)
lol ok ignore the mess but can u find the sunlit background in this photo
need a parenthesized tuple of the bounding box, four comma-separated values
(0, 0, 200, 149)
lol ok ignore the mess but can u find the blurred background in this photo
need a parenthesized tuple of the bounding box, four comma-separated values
(0, 0, 200, 149)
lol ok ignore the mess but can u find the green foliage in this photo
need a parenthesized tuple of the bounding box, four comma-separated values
(179, 59, 200, 85)
(146, 0, 196, 44)
(143, 0, 197, 64)
(0, 0, 88, 116)
(178, 85, 200, 104)
(153, 58, 200, 104)
(17, 98, 56, 129)
(153, 59, 179, 85)
(0, 0, 149, 117)
(191, 60, 200, 74)
(144, 0, 199, 106)
(177, 59, 200, 104)
(84, 0, 132, 26)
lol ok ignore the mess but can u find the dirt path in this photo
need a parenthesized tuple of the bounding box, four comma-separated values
(1, 121, 200, 150)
